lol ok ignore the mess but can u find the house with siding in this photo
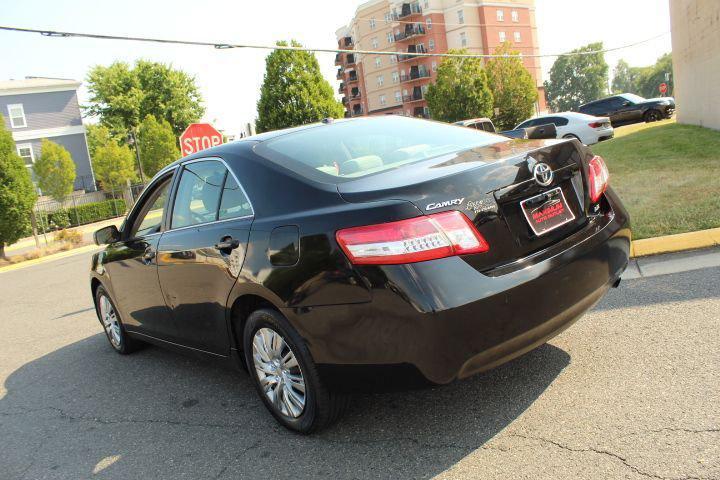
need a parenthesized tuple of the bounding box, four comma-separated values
(0, 77, 96, 192)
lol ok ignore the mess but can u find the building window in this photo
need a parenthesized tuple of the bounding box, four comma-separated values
(514, 31, 521, 42)
(16, 144, 34, 167)
(379, 94, 387, 106)
(385, 12, 392, 23)
(390, 54, 397, 64)
(369, 18, 376, 29)
(431, 61, 438, 71)
(460, 31, 468, 47)
(377, 75, 385, 87)
(429, 38, 435, 51)
(392, 71, 400, 83)
(7, 104, 27, 129)
(423, 0, 429, 8)
(496, 9, 504, 21)
(457, 10, 464, 24)
(426, 18, 432, 30)
(372, 37, 379, 49)
(395, 90, 402, 103)
(511, 10, 519, 22)
(375, 57, 382, 68)
(387, 32, 394, 44)
(499, 31, 506, 42)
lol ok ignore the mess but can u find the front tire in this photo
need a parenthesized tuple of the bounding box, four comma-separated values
(243, 308, 347, 433)
(644, 109, 662, 122)
(94, 285, 143, 354)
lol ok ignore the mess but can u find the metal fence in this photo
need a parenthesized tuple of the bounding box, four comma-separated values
(32, 182, 146, 234)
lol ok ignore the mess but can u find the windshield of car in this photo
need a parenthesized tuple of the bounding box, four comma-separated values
(258, 116, 503, 183)
(618, 93, 646, 104)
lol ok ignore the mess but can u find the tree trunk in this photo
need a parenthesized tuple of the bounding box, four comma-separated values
(0, 243, 5, 260)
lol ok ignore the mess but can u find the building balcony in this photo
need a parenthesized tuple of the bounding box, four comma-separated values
(395, 24, 426, 42)
(350, 89, 361, 99)
(398, 2, 422, 19)
(398, 46, 427, 62)
(351, 106, 364, 116)
(342, 96, 348, 104)
(334, 53, 342, 65)
(400, 69, 431, 83)
(338, 83, 345, 94)
(413, 107, 429, 118)
(342, 36, 354, 48)
(346, 54, 356, 65)
(347, 73, 359, 83)
(403, 91, 424, 103)
(337, 68, 343, 80)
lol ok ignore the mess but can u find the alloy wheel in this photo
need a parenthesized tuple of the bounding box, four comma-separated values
(252, 327, 306, 418)
(99, 295, 122, 348)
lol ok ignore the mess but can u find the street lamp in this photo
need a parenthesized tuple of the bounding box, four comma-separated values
(127, 129, 146, 184)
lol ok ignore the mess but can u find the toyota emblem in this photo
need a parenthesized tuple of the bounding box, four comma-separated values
(533, 163, 554, 186)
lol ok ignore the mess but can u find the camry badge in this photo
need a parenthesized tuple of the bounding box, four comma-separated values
(533, 163, 554, 186)
(426, 197, 465, 211)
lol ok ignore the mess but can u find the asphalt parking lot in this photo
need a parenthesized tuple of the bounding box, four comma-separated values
(0, 250, 718, 480)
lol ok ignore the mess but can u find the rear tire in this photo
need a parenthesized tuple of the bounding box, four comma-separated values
(243, 308, 348, 433)
(94, 285, 143, 354)
(644, 109, 661, 122)
(562, 134, 580, 141)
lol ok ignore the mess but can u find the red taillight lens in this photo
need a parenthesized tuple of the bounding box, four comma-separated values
(588, 121, 604, 128)
(336, 210, 489, 265)
(588, 155, 610, 203)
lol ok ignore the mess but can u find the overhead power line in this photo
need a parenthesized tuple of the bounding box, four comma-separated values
(0, 25, 669, 59)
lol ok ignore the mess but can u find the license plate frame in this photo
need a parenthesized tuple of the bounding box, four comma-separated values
(520, 187, 576, 236)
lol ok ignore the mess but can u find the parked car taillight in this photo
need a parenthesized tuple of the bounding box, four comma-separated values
(588, 122, 605, 128)
(588, 155, 610, 203)
(336, 210, 489, 265)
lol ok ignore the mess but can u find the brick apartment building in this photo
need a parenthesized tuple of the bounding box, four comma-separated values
(335, 0, 545, 118)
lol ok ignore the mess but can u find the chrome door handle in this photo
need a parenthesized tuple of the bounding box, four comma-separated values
(142, 247, 156, 264)
(215, 236, 240, 252)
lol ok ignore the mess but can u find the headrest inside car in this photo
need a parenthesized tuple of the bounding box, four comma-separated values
(341, 155, 383, 174)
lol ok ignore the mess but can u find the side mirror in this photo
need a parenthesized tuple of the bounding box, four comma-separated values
(94, 225, 120, 245)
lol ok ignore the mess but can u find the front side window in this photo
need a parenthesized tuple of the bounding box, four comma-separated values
(171, 161, 226, 229)
(132, 176, 172, 237)
(16, 144, 34, 167)
(7, 104, 27, 128)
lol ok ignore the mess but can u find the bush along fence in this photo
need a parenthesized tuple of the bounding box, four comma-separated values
(31, 182, 146, 234)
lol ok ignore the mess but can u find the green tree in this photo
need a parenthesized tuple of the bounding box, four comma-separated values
(256, 40, 344, 133)
(611, 59, 638, 94)
(425, 49, 494, 123)
(86, 124, 123, 159)
(33, 140, 77, 202)
(138, 115, 179, 177)
(92, 140, 137, 191)
(486, 43, 539, 130)
(85, 60, 204, 137)
(635, 53, 673, 98)
(544, 42, 609, 112)
(0, 118, 37, 259)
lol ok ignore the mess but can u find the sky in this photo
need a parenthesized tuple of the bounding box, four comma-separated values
(0, 0, 671, 134)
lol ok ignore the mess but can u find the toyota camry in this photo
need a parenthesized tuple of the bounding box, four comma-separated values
(90, 116, 631, 433)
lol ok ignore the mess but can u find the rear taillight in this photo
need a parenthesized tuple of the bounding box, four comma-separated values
(588, 122, 604, 128)
(588, 155, 610, 203)
(336, 210, 489, 265)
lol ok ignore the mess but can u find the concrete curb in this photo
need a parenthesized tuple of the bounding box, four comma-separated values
(631, 227, 720, 257)
(0, 244, 101, 274)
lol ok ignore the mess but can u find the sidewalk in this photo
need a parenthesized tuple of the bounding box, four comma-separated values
(5, 216, 125, 257)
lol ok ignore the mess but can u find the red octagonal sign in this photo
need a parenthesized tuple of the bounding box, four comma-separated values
(180, 123, 223, 156)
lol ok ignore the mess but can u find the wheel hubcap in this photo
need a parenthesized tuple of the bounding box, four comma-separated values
(99, 295, 121, 348)
(252, 328, 306, 418)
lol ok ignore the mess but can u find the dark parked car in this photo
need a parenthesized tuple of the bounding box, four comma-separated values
(578, 93, 675, 127)
(90, 116, 630, 433)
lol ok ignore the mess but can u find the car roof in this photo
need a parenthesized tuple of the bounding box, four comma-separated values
(454, 118, 492, 126)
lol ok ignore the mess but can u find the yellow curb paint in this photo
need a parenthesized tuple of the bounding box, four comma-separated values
(0, 245, 100, 274)
(631, 227, 720, 257)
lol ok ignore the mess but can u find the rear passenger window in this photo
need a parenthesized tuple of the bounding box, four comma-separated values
(219, 174, 253, 220)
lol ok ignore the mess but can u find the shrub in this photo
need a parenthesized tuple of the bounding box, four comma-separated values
(54, 229, 83, 246)
(36, 199, 126, 233)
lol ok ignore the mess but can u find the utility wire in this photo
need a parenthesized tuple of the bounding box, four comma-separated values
(0, 25, 669, 59)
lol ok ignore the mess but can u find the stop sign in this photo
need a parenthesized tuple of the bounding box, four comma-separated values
(659, 83, 668, 95)
(179, 123, 223, 156)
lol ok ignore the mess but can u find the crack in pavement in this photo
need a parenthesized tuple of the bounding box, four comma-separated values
(212, 440, 262, 480)
(507, 433, 716, 480)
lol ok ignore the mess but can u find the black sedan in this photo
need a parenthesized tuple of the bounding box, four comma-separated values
(90, 116, 631, 433)
(578, 93, 675, 127)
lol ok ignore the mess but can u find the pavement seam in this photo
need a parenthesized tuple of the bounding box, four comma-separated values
(506, 433, 714, 480)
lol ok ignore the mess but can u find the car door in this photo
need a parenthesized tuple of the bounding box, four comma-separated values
(157, 158, 254, 355)
(103, 170, 176, 339)
(549, 116, 570, 137)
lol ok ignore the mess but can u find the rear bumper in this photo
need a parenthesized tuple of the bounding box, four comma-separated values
(286, 193, 631, 385)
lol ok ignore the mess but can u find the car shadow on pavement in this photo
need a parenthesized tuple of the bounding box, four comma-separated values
(0, 333, 569, 480)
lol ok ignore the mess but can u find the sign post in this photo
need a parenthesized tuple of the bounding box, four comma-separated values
(179, 123, 223, 156)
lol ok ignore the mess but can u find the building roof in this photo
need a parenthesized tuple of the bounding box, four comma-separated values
(0, 77, 81, 96)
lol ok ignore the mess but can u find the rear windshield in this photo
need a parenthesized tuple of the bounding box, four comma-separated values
(256, 116, 503, 183)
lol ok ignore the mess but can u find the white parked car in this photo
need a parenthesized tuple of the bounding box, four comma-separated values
(515, 112, 614, 145)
